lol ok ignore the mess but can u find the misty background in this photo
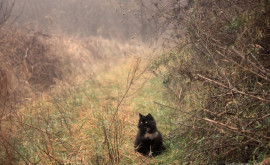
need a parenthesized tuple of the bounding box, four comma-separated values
(10, 0, 162, 42)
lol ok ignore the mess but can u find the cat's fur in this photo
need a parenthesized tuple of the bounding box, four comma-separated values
(134, 113, 165, 157)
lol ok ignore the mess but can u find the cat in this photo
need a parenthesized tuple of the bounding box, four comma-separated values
(134, 113, 165, 157)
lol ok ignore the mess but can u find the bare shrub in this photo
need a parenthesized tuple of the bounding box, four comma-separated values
(0, 30, 62, 102)
(151, 0, 270, 163)
(0, 0, 14, 27)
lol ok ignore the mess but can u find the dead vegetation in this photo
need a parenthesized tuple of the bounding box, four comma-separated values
(0, 27, 134, 106)
(151, 0, 270, 163)
(3, 0, 270, 164)
(0, 20, 148, 165)
(0, 1, 159, 164)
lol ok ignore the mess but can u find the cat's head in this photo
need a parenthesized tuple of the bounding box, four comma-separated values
(138, 113, 157, 132)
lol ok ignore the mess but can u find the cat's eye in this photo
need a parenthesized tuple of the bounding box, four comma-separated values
(145, 121, 148, 124)
(140, 122, 143, 124)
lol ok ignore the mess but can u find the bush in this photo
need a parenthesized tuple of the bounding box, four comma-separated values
(153, 0, 270, 163)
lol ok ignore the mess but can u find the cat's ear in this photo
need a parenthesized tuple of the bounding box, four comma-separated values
(139, 113, 143, 118)
(147, 113, 153, 119)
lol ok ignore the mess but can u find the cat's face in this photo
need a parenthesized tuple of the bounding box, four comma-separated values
(138, 113, 156, 131)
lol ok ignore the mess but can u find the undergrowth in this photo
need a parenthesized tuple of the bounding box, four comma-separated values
(151, 0, 270, 163)
(0, 58, 185, 164)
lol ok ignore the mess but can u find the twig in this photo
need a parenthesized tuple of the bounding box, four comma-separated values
(231, 47, 269, 78)
(246, 113, 270, 127)
(52, 100, 73, 136)
(0, 133, 33, 164)
(102, 124, 114, 164)
(37, 145, 64, 165)
(215, 50, 269, 81)
(197, 74, 270, 103)
(113, 58, 145, 118)
(200, 117, 270, 141)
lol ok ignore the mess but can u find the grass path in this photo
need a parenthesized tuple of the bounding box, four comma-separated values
(68, 57, 176, 164)
(10, 57, 183, 164)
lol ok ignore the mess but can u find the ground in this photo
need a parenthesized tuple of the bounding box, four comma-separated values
(11, 56, 183, 164)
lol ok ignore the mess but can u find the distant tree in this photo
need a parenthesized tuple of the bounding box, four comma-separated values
(0, 0, 14, 27)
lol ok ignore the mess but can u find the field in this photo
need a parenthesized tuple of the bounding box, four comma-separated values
(0, 33, 184, 164)
(2, 0, 270, 164)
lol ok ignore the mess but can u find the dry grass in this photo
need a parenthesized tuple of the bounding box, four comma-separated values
(0, 55, 174, 164)
(0, 26, 158, 164)
(0, 27, 147, 103)
(0, 21, 178, 164)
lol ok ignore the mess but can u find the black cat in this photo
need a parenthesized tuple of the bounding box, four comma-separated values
(134, 113, 165, 157)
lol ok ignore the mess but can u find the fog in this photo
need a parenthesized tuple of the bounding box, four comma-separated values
(10, 0, 157, 41)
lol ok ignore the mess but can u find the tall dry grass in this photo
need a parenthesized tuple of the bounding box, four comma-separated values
(0, 24, 151, 164)
(0, 57, 158, 164)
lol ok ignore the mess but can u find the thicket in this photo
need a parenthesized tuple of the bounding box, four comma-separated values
(152, 0, 270, 163)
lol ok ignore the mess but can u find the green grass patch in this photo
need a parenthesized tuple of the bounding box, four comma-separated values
(1, 58, 186, 164)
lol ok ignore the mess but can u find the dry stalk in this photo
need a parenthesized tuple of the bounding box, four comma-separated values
(197, 74, 270, 103)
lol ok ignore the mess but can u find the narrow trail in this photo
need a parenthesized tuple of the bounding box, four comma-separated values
(68, 57, 173, 164)
(10, 56, 176, 164)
